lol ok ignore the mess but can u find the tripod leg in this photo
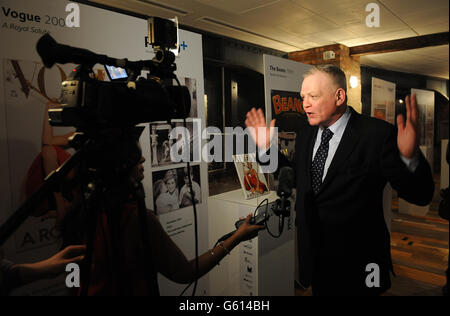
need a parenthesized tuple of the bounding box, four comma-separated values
(79, 197, 98, 296)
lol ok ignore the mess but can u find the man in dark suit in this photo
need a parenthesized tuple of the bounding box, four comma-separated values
(245, 65, 434, 295)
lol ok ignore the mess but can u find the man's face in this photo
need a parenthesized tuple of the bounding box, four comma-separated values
(167, 178, 176, 193)
(301, 71, 341, 127)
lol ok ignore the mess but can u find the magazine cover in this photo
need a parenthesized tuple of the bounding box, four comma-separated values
(233, 153, 269, 200)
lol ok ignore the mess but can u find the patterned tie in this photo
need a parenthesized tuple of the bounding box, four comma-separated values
(311, 128, 334, 194)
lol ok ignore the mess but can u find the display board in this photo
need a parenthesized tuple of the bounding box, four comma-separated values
(371, 77, 396, 125)
(263, 55, 311, 164)
(371, 77, 396, 232)
(0, 0, 208, 296)
(263, 54, 311, 195)
(412, 88, 435, 170)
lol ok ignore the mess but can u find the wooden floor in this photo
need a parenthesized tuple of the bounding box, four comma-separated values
(385, 197, 448, 296)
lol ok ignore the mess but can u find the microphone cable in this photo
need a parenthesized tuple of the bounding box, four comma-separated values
(174, 75, 199, 297)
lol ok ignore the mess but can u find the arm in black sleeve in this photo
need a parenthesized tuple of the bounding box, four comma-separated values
(380, 124, 434, 206)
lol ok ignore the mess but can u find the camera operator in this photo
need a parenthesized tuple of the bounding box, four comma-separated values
(59, 131, 263, 296)
(0, 245, 85, 295)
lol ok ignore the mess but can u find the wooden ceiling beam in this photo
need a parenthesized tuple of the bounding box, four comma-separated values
(349, 32, 449, 56)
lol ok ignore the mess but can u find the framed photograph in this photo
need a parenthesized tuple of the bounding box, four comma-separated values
(177, 165, 202, 208)
(172, 120, 200, 163)
(150, 120, 199, 167)
(233, 153, 269, 200)
(150, 123, 172, 167)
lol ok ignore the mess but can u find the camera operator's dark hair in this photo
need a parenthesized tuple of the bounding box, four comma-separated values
(60, 127, 144, 247)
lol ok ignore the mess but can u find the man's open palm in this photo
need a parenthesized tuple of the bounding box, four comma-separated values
(397, 94, 420, 159)
(245, 108, 276, 150)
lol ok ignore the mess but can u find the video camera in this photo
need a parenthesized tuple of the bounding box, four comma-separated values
(36, 17, 190, 129)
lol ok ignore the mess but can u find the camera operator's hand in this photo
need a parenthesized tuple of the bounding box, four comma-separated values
(165, 213, 264, 284)
(233, 214, 264, 242)
(38, 245, 86, 278)
(15, 245, 86, 283)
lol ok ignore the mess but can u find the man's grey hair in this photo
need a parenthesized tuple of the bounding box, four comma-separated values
(304, 64, 347, 93)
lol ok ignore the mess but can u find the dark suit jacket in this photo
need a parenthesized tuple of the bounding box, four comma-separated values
(275, 107, 434, 295)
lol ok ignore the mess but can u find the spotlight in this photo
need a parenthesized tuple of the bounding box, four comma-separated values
(349, 76, 358, 88)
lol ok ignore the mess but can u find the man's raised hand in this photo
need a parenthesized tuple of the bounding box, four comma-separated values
(245, 108, 276, 151)
(397, 94, 420, 159)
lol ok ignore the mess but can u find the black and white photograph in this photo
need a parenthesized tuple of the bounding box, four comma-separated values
(149, 123, 173, 167)
(176, 165, 202, 208)
(152, 165, 202, 215)
(172, 120, 200, 163)
(150, 120, 200, 167)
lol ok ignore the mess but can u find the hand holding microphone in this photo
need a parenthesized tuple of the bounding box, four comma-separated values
(217, 213, 265, 243)
(234, 214, 265, 242)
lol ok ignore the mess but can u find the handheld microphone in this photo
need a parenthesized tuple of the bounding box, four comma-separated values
(271, 166, 294, 237)
(216, 200, 273, 243)
(216, 168, 295, 243)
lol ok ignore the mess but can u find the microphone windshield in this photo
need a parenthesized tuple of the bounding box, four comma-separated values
(36, 33, 58, 68)
(36, 34, 107, 68)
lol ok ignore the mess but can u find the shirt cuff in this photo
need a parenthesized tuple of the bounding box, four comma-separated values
(400, 153, 420, 173)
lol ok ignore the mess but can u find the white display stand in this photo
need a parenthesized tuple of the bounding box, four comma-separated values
(441, 139, 449, 190)
(208, 190, 295, 296)
(399, 146, 431, 216)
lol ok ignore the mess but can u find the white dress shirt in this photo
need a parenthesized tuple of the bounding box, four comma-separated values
(312, 106, 419, 181)
(313, 107, 352, 181)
